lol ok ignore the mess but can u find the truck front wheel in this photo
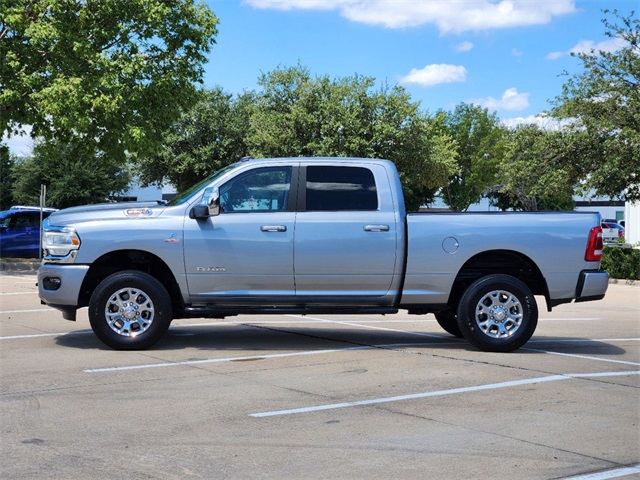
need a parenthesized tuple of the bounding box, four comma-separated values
(89, 270, 173, 350)
(456, 274, 538, 352)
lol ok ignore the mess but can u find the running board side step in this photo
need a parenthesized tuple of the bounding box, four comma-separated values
(182, 306, 398, 319)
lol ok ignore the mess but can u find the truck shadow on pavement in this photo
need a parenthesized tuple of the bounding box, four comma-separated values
(54, 322, 630, 357)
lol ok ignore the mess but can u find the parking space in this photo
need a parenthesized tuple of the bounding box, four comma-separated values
(1, 271, 638, 479)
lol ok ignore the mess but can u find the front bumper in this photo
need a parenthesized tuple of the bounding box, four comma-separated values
(38, 264, 90, 320)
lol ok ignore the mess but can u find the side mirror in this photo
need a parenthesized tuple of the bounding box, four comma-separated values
(190, 187, 220, 219)
(190, 205, 209, 219)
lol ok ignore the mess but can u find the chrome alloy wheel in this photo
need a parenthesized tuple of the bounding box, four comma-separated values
(104, 287, 155, 337)
(474, 289, 523, 338)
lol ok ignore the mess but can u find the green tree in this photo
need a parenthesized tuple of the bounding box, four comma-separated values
(136, 87, 251, 192)
(1, 0, 218, 164)
(11, 141, 131, 209)
(491, 125, 578, 211)
(439, 103, 506, 211)
(247, 64, 457, 210)
(551, 9, 640, 201)
(0, 145, 14, 210)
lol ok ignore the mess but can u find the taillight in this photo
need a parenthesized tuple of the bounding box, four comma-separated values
(585, 226, 603, 262)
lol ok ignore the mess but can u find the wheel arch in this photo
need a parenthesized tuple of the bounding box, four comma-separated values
(447, 249, 549, 312)
(78, 250, 184, 315)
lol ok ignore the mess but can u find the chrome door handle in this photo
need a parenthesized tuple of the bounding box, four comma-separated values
(363, 224, 390, 232)
(260, 225, 287, 232)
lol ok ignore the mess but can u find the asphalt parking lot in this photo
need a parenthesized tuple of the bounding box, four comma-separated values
(1, 271, 638, 480)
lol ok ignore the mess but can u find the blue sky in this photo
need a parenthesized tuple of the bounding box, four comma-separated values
(5, 0, 635, 155)
(203, 0, 632, 122)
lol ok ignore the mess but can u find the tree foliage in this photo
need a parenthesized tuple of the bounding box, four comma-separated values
(489, 125, 579, 211)
(601, 245, 640, 280)
(247, 64, 457, 210)
(1, 0, 219, 163)
(551, 9, 640, 201)
(136, 87, 251, 192)
(439, 103, 505, 211)
(11, 141, 131, 209)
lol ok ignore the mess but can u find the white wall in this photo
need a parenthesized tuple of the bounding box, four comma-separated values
(123, 181, 176, 202)
(624, 202, 639, 245)
(574, 205, 624, 222)
(124, 183, 164, 202)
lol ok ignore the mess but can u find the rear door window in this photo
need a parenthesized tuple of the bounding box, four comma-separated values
(305, 166, 378, 211)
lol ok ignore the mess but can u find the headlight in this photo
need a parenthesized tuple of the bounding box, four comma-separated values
(43, 226, 81, 257)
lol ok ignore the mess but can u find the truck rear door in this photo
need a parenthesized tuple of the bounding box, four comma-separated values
(293, 163, 399, 304)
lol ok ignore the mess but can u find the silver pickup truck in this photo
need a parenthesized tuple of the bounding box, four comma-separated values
(38, 157, 609, 352)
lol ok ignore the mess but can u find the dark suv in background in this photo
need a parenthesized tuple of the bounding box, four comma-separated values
(0, 206, 58, 258)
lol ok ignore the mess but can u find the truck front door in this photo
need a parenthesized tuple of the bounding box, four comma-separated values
(183, 166, 296, 304)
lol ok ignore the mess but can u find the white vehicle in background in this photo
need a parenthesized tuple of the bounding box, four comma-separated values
(601, 222, 625, 243)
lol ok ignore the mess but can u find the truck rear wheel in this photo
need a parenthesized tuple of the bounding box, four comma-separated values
(89, 270, 172, 350)
(456, 274, 537, 352)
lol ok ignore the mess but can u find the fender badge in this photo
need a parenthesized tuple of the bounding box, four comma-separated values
(125, 208, 152, 216)
(164, 233, 181, 243)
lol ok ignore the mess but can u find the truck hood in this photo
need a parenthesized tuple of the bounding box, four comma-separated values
(45, 201, 167, 227)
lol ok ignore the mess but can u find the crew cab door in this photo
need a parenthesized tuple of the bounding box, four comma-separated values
(293, 164, 399, 304)
(183, 166, 296, 303)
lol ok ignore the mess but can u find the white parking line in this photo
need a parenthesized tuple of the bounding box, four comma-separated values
(0, 275, 37, 281)
(0, 330, 93, 340)
(539, 318, 603, 321)
(250, 371, 640, 418)
(563, 464, 640, 479)
(83, 343, 431, 373)
(525, 347, 640, 366)
(0, 292, 38, 295)
(0, 308, 52, 314)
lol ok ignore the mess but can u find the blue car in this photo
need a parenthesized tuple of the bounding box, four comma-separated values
(0, 206, 58, 258)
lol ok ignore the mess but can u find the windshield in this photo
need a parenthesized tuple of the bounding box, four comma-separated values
(167, 163, 240, 206)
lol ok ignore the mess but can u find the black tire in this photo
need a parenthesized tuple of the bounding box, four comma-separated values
(456, 274, 538, 352)
(435, 311, 463, 338)
(89, 270, 172, 350)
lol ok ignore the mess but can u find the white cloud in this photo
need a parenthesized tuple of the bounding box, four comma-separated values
(570, 37, 628, 54)
(455, 41, 474, 52)
(2, 127, 33, 157)
(547, 36, 628, 60)
(399, 64, 467, 87)
(244, 0, 576, 33)
(473, 87, 529, 111)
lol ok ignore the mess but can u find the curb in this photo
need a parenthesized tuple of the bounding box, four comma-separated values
(608, 278, 639, 287)
(0, 261, 40, 272)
